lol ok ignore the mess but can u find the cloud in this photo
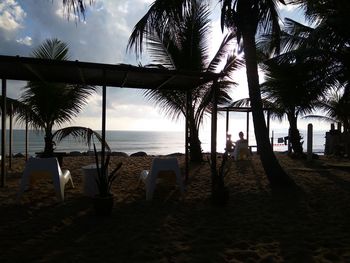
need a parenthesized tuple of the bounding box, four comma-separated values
(277, 2, 298, 12)
(0, 0, 26, 31)
(1, 0, 262, 133)
(16, 35, 31, 45)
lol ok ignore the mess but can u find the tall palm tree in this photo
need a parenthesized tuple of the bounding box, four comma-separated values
(260, 57, 325, 155)
(219, 0, 295, 186)
(230, 53, 325, 157)
(128, 0, 240, 162)
(17, 38, 98, 156)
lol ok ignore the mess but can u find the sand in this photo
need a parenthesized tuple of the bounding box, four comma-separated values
(0, 153, 349, 262)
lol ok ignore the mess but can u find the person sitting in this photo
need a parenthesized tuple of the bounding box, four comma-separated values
(225, 134, 235, 154)
(233, 131, 250, 160)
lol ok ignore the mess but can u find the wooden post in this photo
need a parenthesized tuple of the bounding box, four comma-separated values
(9, 104, 13, 169)
(246, 111, 249, 146)
(101, 70, 106, 166)
(25, 118, 29, 161)
(307, 123, 313, 161)
(225, 109, 229, 135)
(210, 81, 218, 182)
(1, 79, 6, 187)
(271, 130, 274, 151)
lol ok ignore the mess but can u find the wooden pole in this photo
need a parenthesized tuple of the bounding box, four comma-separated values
(246, 111, 249, 145)
(307, 123, 313, 161)
(225, 109, 229, 135)
(1, 79, 6, 187)
(25, 117, 29, 161)
(267, 109, 270, 138)
(101, 71, 106, 166)
(185, 90, 191, 183)
(9, 104, 13, 169)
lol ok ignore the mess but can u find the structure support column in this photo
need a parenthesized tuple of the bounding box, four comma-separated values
(1, 79, 6, 187)
(267, 109, 271, 139)
(246, 111, 250, 146)
(101, 80, 106, 166)
(9, 104, 13, 169)
(225, 109, 229, 135)
(25, 117, 28, 161)
(210, 81, 218, 182)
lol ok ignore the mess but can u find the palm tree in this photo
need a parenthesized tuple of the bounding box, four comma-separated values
(128, 0, 240, 162)
(219, 0, 295, 186)
(17, 38, 98, 156)
(230, 53, 325, 157)
(278, 1, 350, 99)
(260, 57, 326, 155)
(304, 85, 350, 133)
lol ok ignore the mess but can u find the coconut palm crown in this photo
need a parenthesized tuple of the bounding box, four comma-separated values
(17, 38, 97, 156)
(128, 0, 241, 162)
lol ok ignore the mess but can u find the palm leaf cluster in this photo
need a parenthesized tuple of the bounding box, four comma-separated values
(10, 38, 99, 155)
(247, 0, 349, 156)
(129, 0, 241, 162)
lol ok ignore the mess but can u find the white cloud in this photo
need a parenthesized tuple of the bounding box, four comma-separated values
(55, 5, 81, 22)
(16, 35, 32, 46)
(277, 2, 298, 12)
(0, 0, 26, 31)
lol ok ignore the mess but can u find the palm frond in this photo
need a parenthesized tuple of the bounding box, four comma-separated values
(127, 0, 192, 58)
(302, 115, 336, 123)
(207, 31, 235, 72)
(62, 0, 91, 20)
(53, 126, 111, 151)
(31, 38, 70, 60)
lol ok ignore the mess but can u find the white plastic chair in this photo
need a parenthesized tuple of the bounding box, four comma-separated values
(233, 140, 250, 160)
(18, 157, 74, 202)
(140, 158, 184, 201)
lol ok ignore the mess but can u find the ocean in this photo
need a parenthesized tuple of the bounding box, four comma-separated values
(1, 129, 327, 156)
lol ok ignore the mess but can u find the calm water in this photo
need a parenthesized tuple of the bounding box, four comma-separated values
(1, 129, 326, 156)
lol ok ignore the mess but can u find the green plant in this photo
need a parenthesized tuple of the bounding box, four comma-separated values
(93, 144, 122, 197)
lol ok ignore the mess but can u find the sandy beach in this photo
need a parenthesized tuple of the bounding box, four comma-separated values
(0, 153, 349, 262)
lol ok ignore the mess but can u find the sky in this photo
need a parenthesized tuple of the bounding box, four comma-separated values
(0, 0, 329, 136)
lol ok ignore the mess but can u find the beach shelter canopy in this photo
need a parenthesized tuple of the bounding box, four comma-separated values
(0, 55, 221, 186)
(217, 106, 271, 148)
(0, 55, 219, 89)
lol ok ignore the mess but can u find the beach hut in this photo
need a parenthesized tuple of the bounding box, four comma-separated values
(218, 106, 272, 153)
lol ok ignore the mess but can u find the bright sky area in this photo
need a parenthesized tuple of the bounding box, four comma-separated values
(0, 0, 330, 138)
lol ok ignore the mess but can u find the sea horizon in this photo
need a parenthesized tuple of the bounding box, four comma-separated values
(0, 128, 328, 156)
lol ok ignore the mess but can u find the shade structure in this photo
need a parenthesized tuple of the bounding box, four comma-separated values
(217, 106, 271, 150)
(0, 55, 221, 186)
(0, 55, 219, 89)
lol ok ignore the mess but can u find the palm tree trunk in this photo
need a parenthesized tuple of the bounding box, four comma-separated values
(189, 118, 203, 163)
(287, 113, 304, 156)
(242, 30, 293, 187)
(44, 128, 54, 156)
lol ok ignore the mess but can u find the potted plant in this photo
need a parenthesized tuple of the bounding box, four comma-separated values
(93, 144, 122, 216)
(208, 152, 230, 206)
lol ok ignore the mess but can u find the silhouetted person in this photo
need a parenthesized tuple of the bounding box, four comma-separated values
(233, 131, 249, 160)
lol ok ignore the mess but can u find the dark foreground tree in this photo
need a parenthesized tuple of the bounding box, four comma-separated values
(220, 0, 294, 186)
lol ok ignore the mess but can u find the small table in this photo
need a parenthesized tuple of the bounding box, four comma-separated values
(81, 164, 100, 197)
